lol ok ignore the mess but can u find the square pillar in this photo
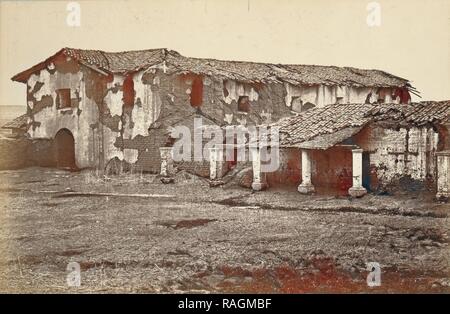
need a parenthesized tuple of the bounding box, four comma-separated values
(250, 147, 264, 191)
(348, 148, 367, 197)
(209, 146, 220, 180)
(298, 149, 315, 194)
(159, 147, 174, 177)
(436, 151, 450, 199)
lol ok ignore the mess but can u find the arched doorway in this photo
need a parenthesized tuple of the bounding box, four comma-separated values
(54, 128, 77, 170)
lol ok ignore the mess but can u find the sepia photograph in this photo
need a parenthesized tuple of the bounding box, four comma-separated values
(0, 0, 449, 301)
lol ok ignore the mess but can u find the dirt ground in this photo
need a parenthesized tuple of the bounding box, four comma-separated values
(0, 167, 449, 293)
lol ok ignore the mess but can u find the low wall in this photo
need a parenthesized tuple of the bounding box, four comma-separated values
(0, 137, 55, 170)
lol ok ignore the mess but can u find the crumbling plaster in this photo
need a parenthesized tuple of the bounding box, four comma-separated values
(25, 57, 405, 174)
(267, 123, 440, 193)
(354, 124, 439, 186)
(26, 62, 97, 168)
(284, 83, 395, 110)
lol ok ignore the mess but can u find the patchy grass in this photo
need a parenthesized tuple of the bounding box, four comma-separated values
(0, 168, 448, 293)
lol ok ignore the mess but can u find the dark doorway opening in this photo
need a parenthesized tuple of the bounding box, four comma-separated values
(362, 152, 371, 191)
(228, 146, 238, 168)
(54, 128, 77, 170)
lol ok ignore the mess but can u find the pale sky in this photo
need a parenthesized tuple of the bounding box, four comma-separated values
(1, 0, 449, 107)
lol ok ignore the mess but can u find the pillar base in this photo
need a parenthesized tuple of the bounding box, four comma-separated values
(436, 192, 449, 200)
(160, 177, 175, 184)
(348, 186, 367, 198)
(298, 183, 315, 194)
(251, 182, 265, 191)
(209, 179, 225, 188)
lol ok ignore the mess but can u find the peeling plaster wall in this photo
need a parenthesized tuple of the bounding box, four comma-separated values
(268, 124, 440, 194)
(24, 57, 407, 174)
(223, 80, 259, 104)
(105, 75, 124, 117)
(284, 83, 396, 111)
(207, 78, 291, 126)
(130, 71, 162, 137)
(25, 56, 132, 170)
(354, 124, 439, 191)
(118, 68, 181, 172)
(117, 68, 294, 174)
(26, 60, 99, 169)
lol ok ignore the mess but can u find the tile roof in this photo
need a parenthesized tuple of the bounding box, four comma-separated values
(1, 114, 28, 130)
(12, 48, 411, 89)
(296, 127, 364, 150)
(274, 101, 450, 148)
(166, 53, 410, 87)
(369, 101, 450, 125)
(64, 48, 169, 73)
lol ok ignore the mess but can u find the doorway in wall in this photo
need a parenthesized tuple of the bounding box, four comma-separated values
(54, 128, 77, 170)
(362, 151, 371, 191)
